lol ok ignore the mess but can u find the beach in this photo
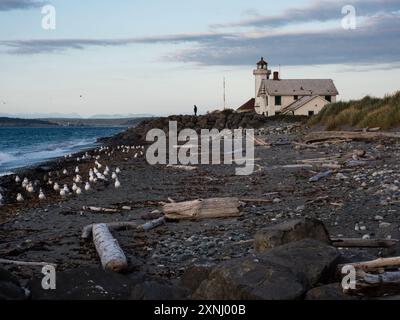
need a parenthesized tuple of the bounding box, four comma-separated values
(1, 114, 400, 299)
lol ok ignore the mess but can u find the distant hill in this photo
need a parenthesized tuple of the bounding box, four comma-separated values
(0, 117, 58, 127)
(309, 91, 400, 130)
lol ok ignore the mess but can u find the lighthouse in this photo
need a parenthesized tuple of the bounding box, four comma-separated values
(253, 57, 271, 98)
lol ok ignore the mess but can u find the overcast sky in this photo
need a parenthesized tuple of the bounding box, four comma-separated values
(0, 0, 399, 117)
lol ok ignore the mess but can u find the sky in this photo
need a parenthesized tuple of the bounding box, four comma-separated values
(0, 0, 399, 117)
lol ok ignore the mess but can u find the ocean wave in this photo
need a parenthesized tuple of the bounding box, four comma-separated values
(0, 152, 16, 165)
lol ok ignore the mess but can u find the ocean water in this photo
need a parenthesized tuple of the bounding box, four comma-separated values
(0, 127, 125, 175)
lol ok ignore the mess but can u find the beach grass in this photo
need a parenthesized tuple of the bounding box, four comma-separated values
(308, 91, 400, 130)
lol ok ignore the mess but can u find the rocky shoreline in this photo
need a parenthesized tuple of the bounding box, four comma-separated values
(1, 111, 400, 300)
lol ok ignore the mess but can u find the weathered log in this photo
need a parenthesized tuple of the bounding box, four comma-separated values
(305, 131, 400, 144)
(137, 216, 166, 231)
(163, 197, 240, 220)
(82, 221, 138, 239)
(82, 206, 119, 213)
(81, 217, 166, 240)
(92, 223, 128, 272)
(339, 257, 400, 272)
(357, 270, 400, 286)
(0, 258, 56, 267)
(331, 238, 398, 248)
(309, 170, 332, 182)
(240, 198, 273, 204)
(166, 165, 197, 171)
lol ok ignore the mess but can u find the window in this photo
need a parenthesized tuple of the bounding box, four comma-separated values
(294, 95, 298, 100)
(308, 111, 315, 116)
(275, 96, 281, 106)
(325, 95, 332, 102)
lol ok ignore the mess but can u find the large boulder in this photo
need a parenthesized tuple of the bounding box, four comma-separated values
(254, 218, 331, 253)
(28, 267, 133, 300)
(305, 283, 359, 300)
(0, 267, 27, 300)
(194, 239, 340, 300)
(131, 280, 189, 300)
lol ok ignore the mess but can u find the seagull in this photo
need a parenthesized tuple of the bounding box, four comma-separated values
(27, 183, 34, 193)
(114, 179, 121, 189)
(84, 182, 91, 191)
(75, 166, 79, 173)
(15, 176, 21, 183)
(63, 184, 70, 194)
(115, 167, 121, 174)
(17, 193, 24, 202)
(63, 169, 68, 175)
(39, 189, 46, 200)
(72, 183, 78, 192)
(111, 172, 117, 180)
(60, 189, 66, 197)
(53, 182, 60, 191)
(75, 187, 82, 195)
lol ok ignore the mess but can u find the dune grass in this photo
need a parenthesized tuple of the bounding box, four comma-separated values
(308, 91, 400, 130)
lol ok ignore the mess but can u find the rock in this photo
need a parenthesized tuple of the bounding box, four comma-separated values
(0, 267, 27, 300)
(131, 280, 189, 300)
(28, 267, 133, 300)
(335, 173, 348, 180)
(305, 283, 358, 300)
(194, 239, 339, 300)
(179, 265, 212, 293)
(254, 218, 331, 253)
(379, 222, 392, 229)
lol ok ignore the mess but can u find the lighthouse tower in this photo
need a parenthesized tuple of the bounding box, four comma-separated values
(253, 57, 271, 98)
(253, 57, 271, 115)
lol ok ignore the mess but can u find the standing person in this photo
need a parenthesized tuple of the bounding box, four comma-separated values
(194, 105, 198, 116)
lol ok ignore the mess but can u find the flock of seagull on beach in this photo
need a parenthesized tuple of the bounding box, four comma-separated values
(3, 144, 145, 205)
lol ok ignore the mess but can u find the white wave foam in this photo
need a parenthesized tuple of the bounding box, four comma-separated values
(0, 152, 16, 165)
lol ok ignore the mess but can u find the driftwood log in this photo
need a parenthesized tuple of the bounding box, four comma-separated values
(331, 238, 398, 248)
(0, 258, 56, 267)
(163, 197, 240, 220)
(92, 223, 128, 272)
(82, 217, 166, 239)
(305, 131, 400, 144)
(339, 257, 400, 272)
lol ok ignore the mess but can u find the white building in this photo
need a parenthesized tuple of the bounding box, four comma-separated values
(253, 57, 339, 116)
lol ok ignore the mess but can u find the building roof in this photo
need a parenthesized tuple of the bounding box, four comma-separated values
(261, 79, 338, 96)
(281, 95, 328, 114)
(256, 57, 268, 66)
(237, 98, 255, 112)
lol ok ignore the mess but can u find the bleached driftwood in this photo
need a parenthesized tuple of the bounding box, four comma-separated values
(137, 217, 166, 231)
(331, 238, 398, 248)
(82, 217, 166, 240)
(92, 223, 128, 272)
(309, 170, 332, 182)
(166, 165, 197, 171)
(82, 221, 138, 239)
(240, 198, 273, 204)
(339, 257, 400, 272)
(305, 131, 400, 144)
(82, 206, 119, 213)
(0, 258, 56, 267)
(163, 197, 240, 220)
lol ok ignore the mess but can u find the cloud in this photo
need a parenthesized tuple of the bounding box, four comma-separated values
(0, 32, 231, 54)
(0, 0, 44, 11)
(168, 14, 400, 66)
(0, 2, 399, 68)
(211, 0, 400, 28)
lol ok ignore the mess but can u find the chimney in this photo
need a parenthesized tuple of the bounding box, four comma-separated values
(273, 71, 279, 80)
